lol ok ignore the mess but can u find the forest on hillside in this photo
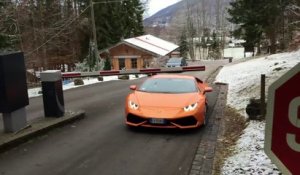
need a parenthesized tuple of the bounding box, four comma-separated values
(228, 0, 300, 54)
(0, 0, 145, 71)
(1, 0, 299, 69)
(145, 0, 300, 60)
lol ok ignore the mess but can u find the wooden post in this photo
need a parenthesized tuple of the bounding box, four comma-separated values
(261, 74, 266, 117)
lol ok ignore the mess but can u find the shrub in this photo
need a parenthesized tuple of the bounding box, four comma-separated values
(118, 75, 129, 80)
(273, 67, 283, 71)
(74, 78, 84, 86)
(246, 98, 265, 120)
(98, 76, 104, 81)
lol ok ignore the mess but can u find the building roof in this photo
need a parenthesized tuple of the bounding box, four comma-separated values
(124, 34, 179, 56)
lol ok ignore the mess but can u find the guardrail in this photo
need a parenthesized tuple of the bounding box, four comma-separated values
(62, 66, 205, 79)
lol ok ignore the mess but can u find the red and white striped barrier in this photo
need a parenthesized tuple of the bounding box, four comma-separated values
(62, 66, 205, 79)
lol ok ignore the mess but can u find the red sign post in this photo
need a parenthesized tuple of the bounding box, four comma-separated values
(265, 63, 300, 175)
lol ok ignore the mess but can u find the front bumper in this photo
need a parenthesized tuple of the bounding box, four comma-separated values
(126, 113, 200, 129)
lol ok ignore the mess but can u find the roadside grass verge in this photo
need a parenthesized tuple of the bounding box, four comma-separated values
(213, 106, 248, 175)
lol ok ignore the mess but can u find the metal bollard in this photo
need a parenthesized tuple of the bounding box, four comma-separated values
(40, 70, 65, 117)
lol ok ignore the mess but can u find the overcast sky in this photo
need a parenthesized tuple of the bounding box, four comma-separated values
(144, 0, 181, 18)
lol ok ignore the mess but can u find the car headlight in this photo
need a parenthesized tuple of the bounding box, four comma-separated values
(129, 101, 139, 110)
(183, 103, 198, 112)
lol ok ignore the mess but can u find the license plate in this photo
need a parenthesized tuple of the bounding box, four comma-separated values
(149, 118, 165, 124)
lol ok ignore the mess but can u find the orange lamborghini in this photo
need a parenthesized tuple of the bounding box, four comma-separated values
(125, 74, 212, 129)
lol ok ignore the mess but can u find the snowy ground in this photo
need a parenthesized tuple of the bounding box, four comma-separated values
(215, 49, 300, 174)
(28, 74, 146, 98)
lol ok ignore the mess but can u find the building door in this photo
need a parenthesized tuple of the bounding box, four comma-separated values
(118, 59, 125, 70)
(131, 58, 137, 69)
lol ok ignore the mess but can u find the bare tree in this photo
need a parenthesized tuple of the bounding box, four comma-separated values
(10, 0, 87, 71)
(287, 3, 300, 27)
(185, 0, 195, 60)
(215, 0, 221, 31)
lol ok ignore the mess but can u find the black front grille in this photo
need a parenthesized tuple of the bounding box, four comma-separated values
(127, 114, 146, 124)
(172, 116, 197, 126)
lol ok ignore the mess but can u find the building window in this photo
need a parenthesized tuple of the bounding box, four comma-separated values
(131, 58, 137, 69)
(118, 58, 125, 70)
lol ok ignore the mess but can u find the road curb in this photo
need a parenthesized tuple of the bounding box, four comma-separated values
(189, 65, 228, 175)
(0, 110, 85, 153)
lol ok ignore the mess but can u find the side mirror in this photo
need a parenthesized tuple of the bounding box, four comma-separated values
(204, 87, 213, 93)
(130, 85, 137, 90)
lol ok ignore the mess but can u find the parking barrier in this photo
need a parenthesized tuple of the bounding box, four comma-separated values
(61, 66, 205, 79)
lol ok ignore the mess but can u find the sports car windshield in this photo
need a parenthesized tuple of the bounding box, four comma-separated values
(138, 78, 198, 93)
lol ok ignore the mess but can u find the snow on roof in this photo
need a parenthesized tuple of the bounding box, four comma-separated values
(124, 34, 179, 56)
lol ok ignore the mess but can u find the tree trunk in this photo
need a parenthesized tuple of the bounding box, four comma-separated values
(215, 0, 221, 31)
(257, 41, 261, 55)
(269, 29, 277, 54)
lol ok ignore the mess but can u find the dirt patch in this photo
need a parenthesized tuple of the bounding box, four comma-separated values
(212, 106, 247, 175)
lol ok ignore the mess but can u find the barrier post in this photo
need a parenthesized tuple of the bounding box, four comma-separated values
(0, 52, 28, 132)
(40, 70, 65, 117)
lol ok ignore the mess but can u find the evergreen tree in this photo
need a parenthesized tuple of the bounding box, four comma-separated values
(129, 0, 144, 36)
(103, 58, 111, 70)
(179, 30, 189, 58)
(211, 31, 219, 51)
(210, 31, 222, 59)
(93, 0, 144, 50)
(228, 0, 264, 53)
(228, 0, 293, 54)
(0, 2, 18, 51)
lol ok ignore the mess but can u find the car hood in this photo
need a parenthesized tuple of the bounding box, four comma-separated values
(132, 91, 201, 108)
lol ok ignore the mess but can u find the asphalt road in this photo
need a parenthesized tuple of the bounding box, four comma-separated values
(0, 60, 227, 175)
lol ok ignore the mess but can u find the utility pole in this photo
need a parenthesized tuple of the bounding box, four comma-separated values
(90, 0, 97, 50)
(90, 0, 101, 70)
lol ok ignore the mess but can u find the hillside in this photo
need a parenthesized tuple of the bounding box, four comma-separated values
(144, 0, 231, 43)
(143, 1, 181, 27)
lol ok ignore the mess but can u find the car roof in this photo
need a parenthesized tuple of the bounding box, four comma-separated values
(168, 57, 183, 61)
(150, 74, 195, 80)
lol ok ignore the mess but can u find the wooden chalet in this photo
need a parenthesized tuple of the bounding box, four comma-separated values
(99, 34, 179, 70)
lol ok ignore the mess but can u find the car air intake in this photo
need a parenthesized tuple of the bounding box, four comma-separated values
(172, 116, 197, 126)
(127, 114, 146, 124)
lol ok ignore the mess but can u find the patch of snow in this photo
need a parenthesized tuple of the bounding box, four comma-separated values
(215, 49, 300, 174)
(28, 87, 42, 98)
(28, 74, 147, 98)
(222, 121, 280, 175)
(216, 50, 300, 114)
